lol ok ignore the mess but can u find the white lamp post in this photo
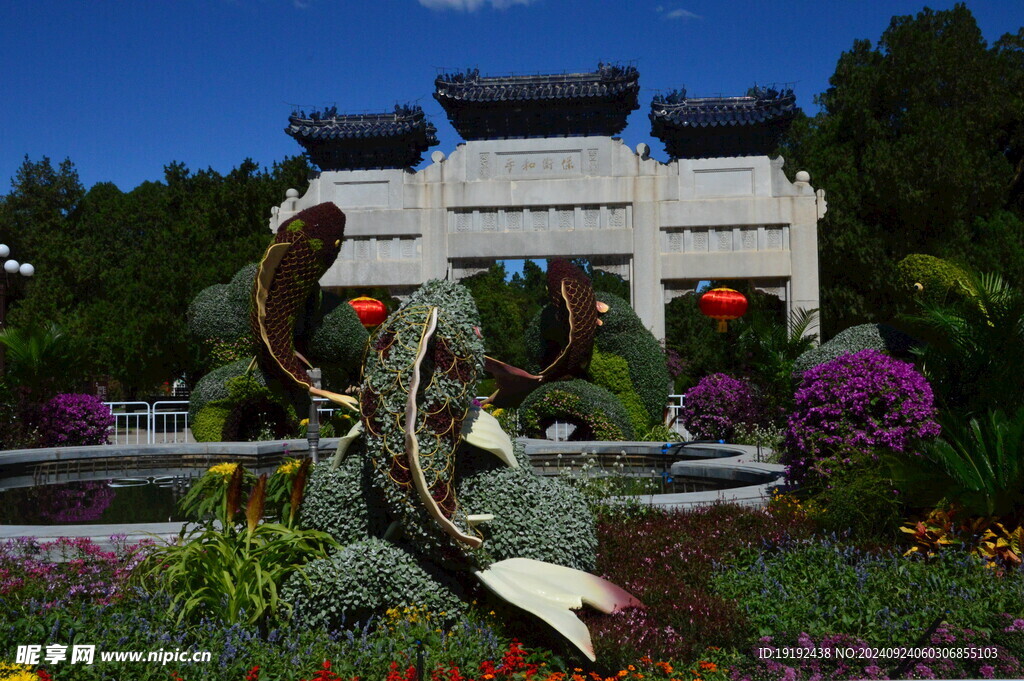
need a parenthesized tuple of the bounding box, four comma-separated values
(0, 243, 34, 374)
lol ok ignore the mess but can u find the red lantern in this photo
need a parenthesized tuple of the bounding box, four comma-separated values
(699, 288, 748, 333)
(348, 296, 388, 328)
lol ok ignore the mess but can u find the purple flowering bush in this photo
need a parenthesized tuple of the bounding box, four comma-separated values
(681, 373, 762, 441)
(783, 349, 940, 488)
(38, 393, 115, 447)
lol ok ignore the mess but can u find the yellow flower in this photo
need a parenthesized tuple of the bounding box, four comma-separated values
(207, 462, 239, 478)
(0, 662, 37, 681)
(300, 418, 310, 426)
(276, 459, 301, 475)
(492, 408, 505, 418)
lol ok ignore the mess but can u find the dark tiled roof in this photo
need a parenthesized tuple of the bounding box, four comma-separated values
(286, 105, 438, 142)
(285, 105, 439, 171)
(435, 64, 640, 103)
(650, 87, 797, 128)
(434, 64, 640, 140)
(650, 87, 800, 158)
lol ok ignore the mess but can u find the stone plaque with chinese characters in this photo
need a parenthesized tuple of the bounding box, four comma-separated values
(494, 150, 583, 179)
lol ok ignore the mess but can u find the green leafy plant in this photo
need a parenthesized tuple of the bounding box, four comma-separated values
(138, 466, 337, 628)
(737, 307, 818, 420)
(902, 271, 1024, 414)
(890, 407, 1024, 517)
(177, 462, 257, 525)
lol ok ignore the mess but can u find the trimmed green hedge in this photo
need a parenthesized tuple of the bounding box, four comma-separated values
(589, 349, 650, 434)
(519, 379, 634, 441)
(282, 538, 467, 630)
(308, 296, 369, 373)
(592, 293, 670, 424)
(792, 323, 919, 376)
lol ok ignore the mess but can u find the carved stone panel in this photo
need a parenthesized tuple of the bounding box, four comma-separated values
(557, 209, 574, 231)
(531, 210, 549, 231)
(506, 211, 523, 231)
(481, 211, 497, 232)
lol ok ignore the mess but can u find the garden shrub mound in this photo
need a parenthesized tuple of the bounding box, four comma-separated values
(188, 263, 260, 369)
(896, 253, 976, 304)
(307, 294, 369, 375)
(282, 537, 468, 631)
(299, 447, 392, 546)
(457, 448, 597, 572)
(519, 379, 634, 441)
(588, 348, 649, 436)
(679, 373, 761, 441)
(783, 348, 940, 488)
(523, 291, 669, 432)
(591, 292, 670, 425)
(792, 322, 919, 376)
(188, 360, 299, 442)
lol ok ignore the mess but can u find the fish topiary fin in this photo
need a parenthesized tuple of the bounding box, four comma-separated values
(474, 557, 642, 662)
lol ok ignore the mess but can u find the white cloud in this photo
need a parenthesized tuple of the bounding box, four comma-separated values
(657, 7, 700, 20)
(418, 0, 537, 10)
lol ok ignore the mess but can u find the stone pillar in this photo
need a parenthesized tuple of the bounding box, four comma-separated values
(631, 169, 665, 339)
(789, 170, 823, 339)
(421, 151, 449, 281)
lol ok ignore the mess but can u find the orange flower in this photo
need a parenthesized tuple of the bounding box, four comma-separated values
(699, 662, 718, 673)
(655, 662, 674, 675)
(640, 657, 654, 665)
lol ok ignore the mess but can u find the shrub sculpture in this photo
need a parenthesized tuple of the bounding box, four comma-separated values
(519, 379, 634, 441)
(519, 270, 669, 439)
(182, 205, 640, 662)
(38, 393, 115, 447)
(186, 207, 367, 441)
(792, 323, 918, 376)
(679, 374, 761, 441)
(783, 349, 941, 488)
(283, 537, 468, 631)
(284, 264, 638, 662)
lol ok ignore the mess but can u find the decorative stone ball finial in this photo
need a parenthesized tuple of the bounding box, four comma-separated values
(431, 150, 446, 164)
(795, 170, 811, 183)
(285, 188, 300, 199)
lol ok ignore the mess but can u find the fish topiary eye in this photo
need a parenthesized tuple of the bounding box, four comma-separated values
(913, 282, 924, 292)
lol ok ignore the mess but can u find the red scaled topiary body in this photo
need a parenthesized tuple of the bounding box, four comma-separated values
(250, 202, 356, 409)
(485, 259, 608, 406)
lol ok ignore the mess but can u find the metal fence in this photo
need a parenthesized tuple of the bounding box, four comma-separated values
(101, 395, 687, 445)
(103, 401, 192, 445)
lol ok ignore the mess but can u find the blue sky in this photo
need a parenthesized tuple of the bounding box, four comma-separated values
(1, 1, 1020, 193)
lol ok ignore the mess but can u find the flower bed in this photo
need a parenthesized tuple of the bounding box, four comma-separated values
(4, 500, 1024, 680)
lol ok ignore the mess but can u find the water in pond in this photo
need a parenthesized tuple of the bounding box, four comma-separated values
(0, 476, 196, 525)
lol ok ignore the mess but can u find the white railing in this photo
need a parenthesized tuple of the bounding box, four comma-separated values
(99, 395, 688, 445)
(103, 400, 192, 445)
(665, 394, 688, 437)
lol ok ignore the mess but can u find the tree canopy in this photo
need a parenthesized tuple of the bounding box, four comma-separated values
(0, 155, 310, 398)
(781, 4, 1024, 337)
